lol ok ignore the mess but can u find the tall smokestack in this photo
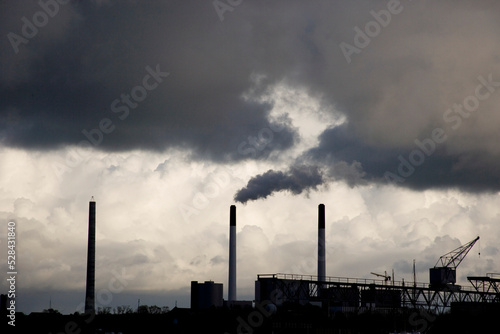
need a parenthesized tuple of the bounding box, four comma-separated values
(228, 205, 236, 302)
(85, 199, 96, 314)
(318, 204, 326, 283)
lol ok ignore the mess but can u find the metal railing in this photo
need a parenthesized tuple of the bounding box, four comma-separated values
(257, 273, 478, 292)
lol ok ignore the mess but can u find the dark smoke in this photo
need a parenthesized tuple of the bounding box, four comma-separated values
(234, 165, 324, 203)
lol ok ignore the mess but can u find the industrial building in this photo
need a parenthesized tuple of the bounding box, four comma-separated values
(190, 281, 223, 309)
(7, 199, 498, 333)
(77, 199, 499, 332)
(190, 205, 252, 310)
(184, 203, 500, 316)
(253, 205, 499, 315)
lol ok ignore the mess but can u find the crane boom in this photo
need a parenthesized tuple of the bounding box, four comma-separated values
(371, 272, 390, 280)
(370, 271, 391, 285)
(434, 236, 480, 269)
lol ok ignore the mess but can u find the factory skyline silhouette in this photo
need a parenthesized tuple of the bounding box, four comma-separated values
(3, 198, 499, 333)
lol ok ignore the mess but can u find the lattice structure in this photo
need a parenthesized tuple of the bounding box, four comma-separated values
(467, 273, 500, 303)
(256, 273, 500, 315)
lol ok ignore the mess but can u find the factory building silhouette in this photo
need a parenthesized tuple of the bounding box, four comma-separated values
(81, 201, 499, 313)
(190, 205, 251, 309)
(190, 281, 223, 309)
(72, 199, 500, 333)
(186, 203, 499, 316)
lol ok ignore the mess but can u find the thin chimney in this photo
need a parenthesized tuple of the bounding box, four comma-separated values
(85, 199, 96, 314)
(318, 204, 326, 283)
(228, 205, 236, 302)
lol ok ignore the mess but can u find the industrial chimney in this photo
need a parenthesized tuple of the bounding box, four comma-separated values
(84, 199, 96, 314)
(318, 204, 326, 283)
(228, 205, 236, 302)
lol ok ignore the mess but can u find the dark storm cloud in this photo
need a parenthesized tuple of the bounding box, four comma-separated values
(229, 0, 500, 198)
(313, 124, 500, 192)
(3, 1, 500, 192)
(0, 1, 297, 160)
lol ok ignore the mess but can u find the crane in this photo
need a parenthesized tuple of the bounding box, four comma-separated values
(370, 270, 394, 285)
(371, 271, 390, 281)
(429, 236, 479, 289)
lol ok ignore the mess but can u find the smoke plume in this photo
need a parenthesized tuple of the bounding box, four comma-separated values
(234, 165, 324, 203)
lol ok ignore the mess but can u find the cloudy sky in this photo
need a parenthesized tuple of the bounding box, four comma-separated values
(1, 0, 500, 314)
